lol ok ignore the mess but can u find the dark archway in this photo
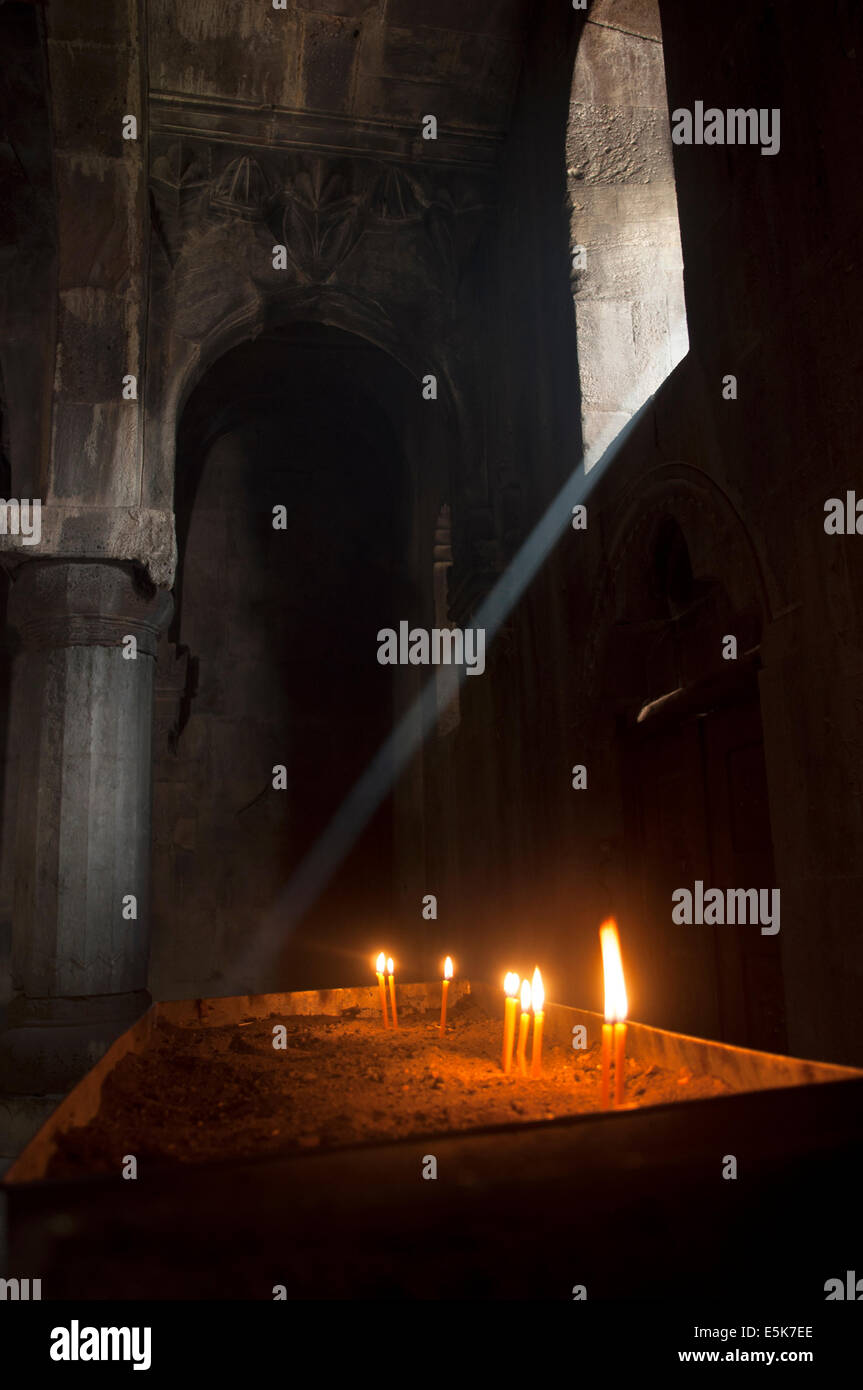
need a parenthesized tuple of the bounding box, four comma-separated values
(151, 324, 435, 997)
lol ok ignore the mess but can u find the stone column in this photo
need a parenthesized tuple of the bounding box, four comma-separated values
(0, 560, 172, 1093)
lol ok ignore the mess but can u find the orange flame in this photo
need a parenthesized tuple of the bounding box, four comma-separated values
(444, 956, 453, 980)
(375, 952, 386, 974)
(600, 919, 628, 1023)
(531, 966, 544, 1013)
(504, 971, 520, 996)
(387, 957, 394, 976)
(520, 978, 532, 1013)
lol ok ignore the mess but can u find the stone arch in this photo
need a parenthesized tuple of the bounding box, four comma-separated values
(146, 282, 473, 554)
(168, 313, 459, 639)
(176, 285, 462, 431)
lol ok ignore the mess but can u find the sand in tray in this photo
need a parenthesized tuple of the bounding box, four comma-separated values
(45, 997, 733, 1178)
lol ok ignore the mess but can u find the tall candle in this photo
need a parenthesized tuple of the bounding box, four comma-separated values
(599, 919, 628, 1109)
(614, 1020, 627, 1106)
(440, 956, 453, 1037)
(516, 978, 532, 1076)
(502, 972, 520, 1074)
(530, 967, 545, 1079)
(375, 951, 389, 1028)
(387, 957, 399, 1029)
(600, 1023, 613, 1108)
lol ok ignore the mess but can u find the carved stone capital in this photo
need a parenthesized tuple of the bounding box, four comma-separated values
(8, 561, 174, 656)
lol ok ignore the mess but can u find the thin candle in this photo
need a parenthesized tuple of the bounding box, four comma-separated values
(375, 951, 389, 1028)
(387, 957, 399, 1029)
(516, 978, 532, 1076)
(530, 967, 545, 1078)
(600, 1021, 613, 1108)
(599, 919, 628, 1108)
(502, 972, 520, 1074)
(614, 1020, 627, 1106)
(440, 956, 453, 1037)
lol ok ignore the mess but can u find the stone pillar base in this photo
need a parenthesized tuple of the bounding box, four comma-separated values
(0, 991, 150, 1094)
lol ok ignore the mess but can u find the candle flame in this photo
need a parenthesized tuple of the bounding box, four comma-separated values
(387, 957, 394, 976)
(375, 952, 386, 974)
(444, 956, 453, 980)
(600, 919, 628, 1023)
(504, 972, 520, 997)
(520, 979, 532, 1013)
(531, 966, 544, 1013)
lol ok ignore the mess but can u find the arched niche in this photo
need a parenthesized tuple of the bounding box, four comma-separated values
(584, 465, 772, 713)
(574, 465, 785, 1052)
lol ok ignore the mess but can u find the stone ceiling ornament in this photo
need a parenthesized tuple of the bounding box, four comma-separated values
(418, 178, 494, 297)
(151, 141, 208, 195)
(150, 141, 210, 266)
(277, 157, 367, 284)
(368, 166, 425, 225)
(210, 155, 275, 221)
(150, 140, 496, 300)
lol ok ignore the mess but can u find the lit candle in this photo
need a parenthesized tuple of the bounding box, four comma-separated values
(516, 978, 532, 1076)
(600, 1022, 613, 1108)
(614, 1020, 627, 1107)
(375, 951, 389, 1028)
(387, 957, 399, 1029)
(502, 972, 520, 1074)
(599, 919, 628, 1108)
(440, 956, 453, 1037)
(530, 967, 545, 1079)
